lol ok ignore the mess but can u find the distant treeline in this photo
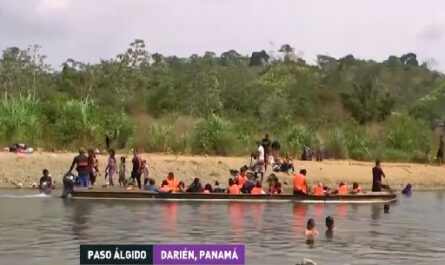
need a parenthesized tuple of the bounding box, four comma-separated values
(0, 40, 444, 162)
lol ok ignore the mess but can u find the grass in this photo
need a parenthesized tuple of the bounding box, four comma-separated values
(0, 98, 439, 163)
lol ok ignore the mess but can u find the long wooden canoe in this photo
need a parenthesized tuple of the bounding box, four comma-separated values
(71, 189, 398, 204)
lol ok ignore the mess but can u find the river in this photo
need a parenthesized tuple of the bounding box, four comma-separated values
(0, 191, 444, 265)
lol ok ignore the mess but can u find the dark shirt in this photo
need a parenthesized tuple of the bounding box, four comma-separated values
(39, 175, 52, 189)
(372, 166, 384, 185)
(186, 182, 204, 193)
(72, 154, 90, 175)
(132, 156, 141, 173)
(262, 138, 271, 153)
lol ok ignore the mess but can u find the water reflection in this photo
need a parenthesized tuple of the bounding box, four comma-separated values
(371, 204, 381, 221)
(64, 200, 92, 241)
(227, 202, 244, 236)
(3, 191, 445, 265)
(293, 203, 307, 233)
(334, 204, 347, 219)
(163, 202, 178, 236)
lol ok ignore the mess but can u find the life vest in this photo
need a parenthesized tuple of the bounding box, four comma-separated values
(228, 185, 240, 194)
(251, 187, 262, 194)
(312, 184, 324, 196)
(203, 190, 210, 194)
(337, 184, 347, 195)
(166, 178, 178, 191)
(293, 173, 307, 193)
(76, 155, 89, 168)
(236, 175, 247, 187)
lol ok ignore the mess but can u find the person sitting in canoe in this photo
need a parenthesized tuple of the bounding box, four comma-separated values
(228, 178, 240, 194)
(240, 178, 254, 194)
(350, 182, 366, 194)
(39, 169, 53, 194)
(213, 181, 225, 193)
(250, 181, 264, 194)
(160, 180, 171, 192)
(269, 181, 283, 195)
(177, 181, 186, 192)
(203, 183, 213, 193)
(331, 182, 348, 195)
(311, 182, 325, 196)
(186, 178, 204, 192)
(236, 167, 248, 187)
(293, 169, 308, 195)
(164, 172, 178, 192)
(145, 179, 169, 193)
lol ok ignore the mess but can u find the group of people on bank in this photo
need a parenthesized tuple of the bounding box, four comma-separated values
(65, 143, 388, 195)
(292, 160, 388, 195)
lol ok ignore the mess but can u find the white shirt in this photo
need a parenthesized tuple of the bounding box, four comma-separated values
(258, 145, 265, 161)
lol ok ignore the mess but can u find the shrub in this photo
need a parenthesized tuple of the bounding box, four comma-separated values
(192, 114, 238, 155)
(52, 100, 103, 147)
(384, 114, 433, 154)
(145, 124, 173, 152)
(0, 96, 42, 145)
(282, 125, 319, 156)
(324, 128, 349, 159)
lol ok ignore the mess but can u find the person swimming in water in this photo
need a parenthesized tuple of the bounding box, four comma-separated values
(305, 218, 319, 237)
(325, 216, 335, 238)
(305, 218, 318, 246)
(39, 169, 53, 194)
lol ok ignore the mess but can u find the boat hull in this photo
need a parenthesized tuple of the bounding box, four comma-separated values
(70, 189, 398, 204)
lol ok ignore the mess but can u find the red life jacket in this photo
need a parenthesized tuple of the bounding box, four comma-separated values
(337, 184, 348, 195)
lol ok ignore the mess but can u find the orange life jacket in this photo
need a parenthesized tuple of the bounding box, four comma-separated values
(203, 190, 210, 194)
(293, 173, 307, 193)
(236, 175, 247, 187)
(166, 178, 178, 191)
(312, 184, 324, 196)
(251, 187, 262, 194)
(228, 184, 240, 194)
(337, 184, 347, 195)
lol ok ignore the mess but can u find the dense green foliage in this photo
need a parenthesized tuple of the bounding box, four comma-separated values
(1, 40, 444, 162)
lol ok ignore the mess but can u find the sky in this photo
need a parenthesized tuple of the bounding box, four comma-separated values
(0, 0, 444, 71)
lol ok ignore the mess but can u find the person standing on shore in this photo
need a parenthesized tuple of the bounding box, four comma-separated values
(68, 148, 90, 187)
(261, 133, 271, 171)
(87, 149, 98, 186)
(256, 141, 265, 169)
(131, 149, 143, 189)
(105, 149, 117, 186)
(437, 135, 444, 165)
(372, 160, 385, 192)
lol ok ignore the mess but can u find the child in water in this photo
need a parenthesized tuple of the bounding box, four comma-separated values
(305, 218, 319, 237)
(325, 216, 335, 238)
(118, 157, 127, 186)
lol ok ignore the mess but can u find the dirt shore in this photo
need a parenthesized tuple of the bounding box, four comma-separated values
(0, 152, 444, 190)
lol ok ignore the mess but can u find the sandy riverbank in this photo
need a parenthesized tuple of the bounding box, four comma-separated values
(0, 152, 444, 190)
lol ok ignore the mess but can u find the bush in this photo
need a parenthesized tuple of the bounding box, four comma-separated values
(324, 128, 349, 159)
(0, 96, 42, 145)
(384, 114, 433, 154)
(145, 124, 173, 152)
(170, 133, 190, 154)
(52, 100, 104, 147)
(282, 125, 319, 156)
(192, 114, 238, 155)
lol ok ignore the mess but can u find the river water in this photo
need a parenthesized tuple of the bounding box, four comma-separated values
(0, 191, 444, 265)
